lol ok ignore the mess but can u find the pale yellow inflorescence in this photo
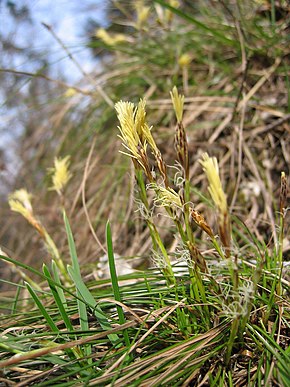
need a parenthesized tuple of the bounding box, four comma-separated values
(199, 153, 227, 214)
(149, 183, 182, 209)
(48, 156, 72, 195)
(170, 86, 184, 123)
(135, 1, 150, 29)
(8, 189, 34, 224)
(9, 189, 33, 212)
(178, 53, 192, 67)
(115, 99, 158, 162)
(116, 101, 141, 160)
(95, 28, 127, 45)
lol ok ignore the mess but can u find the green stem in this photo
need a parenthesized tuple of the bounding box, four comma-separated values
(225, 317, 240, 366)
(135, 169, 176, 286)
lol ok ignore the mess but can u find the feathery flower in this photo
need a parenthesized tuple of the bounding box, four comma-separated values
(9, 189, 33, 213)
(9, 189, 46, 237)
(170, 86, 184, 123)
(48, 156, 72, 195)
(135, 1, 150, 29)
(200, 153, 227, 215)
(200, 153, 231, 252)
(149, 183, 182, 209)
(95, 28, 127, 45)
(178, 53, 192, 67)
(115, 99, 158, 177)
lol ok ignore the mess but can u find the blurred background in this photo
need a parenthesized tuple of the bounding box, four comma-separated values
(1, 0, 289, 286)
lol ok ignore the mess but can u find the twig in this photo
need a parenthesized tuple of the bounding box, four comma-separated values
(42, 22, 113, 107)
(0, 68, 92, 96)
(81, 136, 107, 254)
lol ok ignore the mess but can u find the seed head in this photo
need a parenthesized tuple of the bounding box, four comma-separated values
(115, 99, 157, 176)
(8, 189, 46, 238)
(135, 1, 150, 29)
(95, 28, 127, 45)
(200, 153, 231, 252)
(178, 53, 192, 68)
(48, 156, 72, 195)
(170, 86, 184, 123)
(149, 183, 182, 209)
(200, 153, 227, 215)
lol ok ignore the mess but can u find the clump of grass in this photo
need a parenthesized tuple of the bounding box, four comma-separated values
(1, 1, 290, 385)
(1, 86, 289, 386)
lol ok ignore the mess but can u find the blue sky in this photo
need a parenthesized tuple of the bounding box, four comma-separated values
(0, 0, 108, 186)
(1, 0, 108, 81)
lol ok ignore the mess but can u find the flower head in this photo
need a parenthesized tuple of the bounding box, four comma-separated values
(170, 86, 184, 123)
(149, 183, 182, 209)
(64, 88, 77, 98)
(9, 189, 33, 213)
(135, 1, 150, 29)
(200, 153, 231, 252)
(178, 53, 192, 67)
(9, 189, 33, 223)
(48, 156, 72, 195)
(115, 99, 158, 172)
(95, 28, 127, 45)
(8, 189, 45, 236)
(199, 153, 227, 214)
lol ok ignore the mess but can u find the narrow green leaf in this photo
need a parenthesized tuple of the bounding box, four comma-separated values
(0, 254, 78, 301)
(51, 260, 68, 310)
(67, 266, 119, 345)
(153, 0, 236, 46)
(25, 282, 59, 333)
(63, 210, 80, 276)
(43, 264, 74, 333)
(106, 221, 130, 347)
(63, 212, 92, 359)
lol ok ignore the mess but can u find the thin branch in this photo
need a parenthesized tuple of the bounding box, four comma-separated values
(0, 68, 93, 96)
(42, 22, 113, 107)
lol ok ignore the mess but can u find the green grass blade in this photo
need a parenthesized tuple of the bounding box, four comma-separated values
(63, 210, 80, 276)
(153, 0, 236, 46)
(63, 210, 119, 345)
(25, 282, 59, 333)
(67, 265, 119, 345)
(106, 220, 130, 347)
(63, 212, 92, 359)
(42, 264, 74, 332)
(51, 260, 68, 310)
(247, 324, 290, 375)
(11, 284, 21, 314)
(0, 254, 78, 301)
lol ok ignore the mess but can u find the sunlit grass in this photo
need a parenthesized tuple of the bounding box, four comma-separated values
(1, 1, 289, 385)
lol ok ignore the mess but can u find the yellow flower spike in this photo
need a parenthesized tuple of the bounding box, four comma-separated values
(200, 153, 227, 214)
(170, 86, 184, 124)
(116, 99, 158, 164)
(178, 53, 192, 68)
(135, 99, 147, 139)
(8, 189, 46, 238)
(149, 183, 182, 209)
(9, 199, 32, 221)
(135, 1, 150, 29)
(64, 88, 77, 98)
(169, 0, 180, 7)
(199, 153, 231, 253)
(135, 99, 158, 152)
(48, 156, 72, 195)
(115, 101, 140, 160)
(95, 28, 127, 45)
(8, 189, 33, 212)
